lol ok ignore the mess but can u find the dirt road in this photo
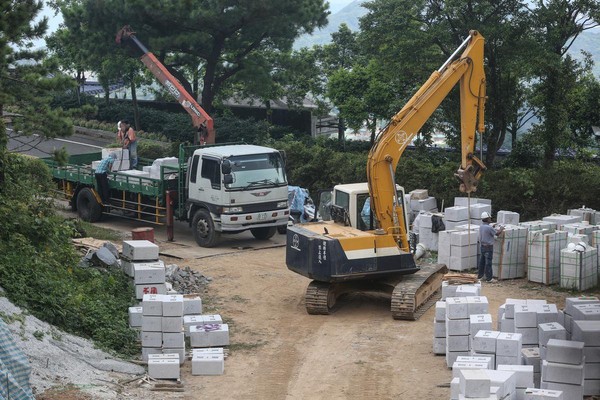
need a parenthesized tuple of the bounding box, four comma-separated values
(160, 246, 594, 400)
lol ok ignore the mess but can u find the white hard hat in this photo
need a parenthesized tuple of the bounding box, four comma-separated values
(481, 211, 491, 220)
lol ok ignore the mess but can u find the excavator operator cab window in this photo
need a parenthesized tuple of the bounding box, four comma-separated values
(357, 194, 371, 231)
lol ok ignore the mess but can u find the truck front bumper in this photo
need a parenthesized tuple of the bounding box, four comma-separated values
(219, 209, 289, 232)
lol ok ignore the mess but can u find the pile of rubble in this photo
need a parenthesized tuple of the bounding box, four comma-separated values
(166, 264, 212, 294)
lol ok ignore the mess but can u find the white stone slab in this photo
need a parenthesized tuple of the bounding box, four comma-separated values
(498, 211, 520, 225)
(433, 336, 446, 355)
(128, 306, 143, 327)
(452, 361, 490, 378)
(141, 346, 162, 362)
(506, 299, 527, 319)
(546, 339, 585, 365)
(467, 296, 489, 315)
(537, 304, 559, 325)
(446, 318, 470, 336)
(496, 355, 520, 368)
(523, 388, 563, 399)
(497, 364, 534, 389)
(515, 304, 539, 328)
(189, 323, 230, 347)
(484, 369, 517, 400)
(135, 283, 167, 300)
(142, 316, 162, 332)
(542, 360, 584, 385)
(141, 331, 162, 348)
(148, 357, 180, 380)
(572, 320, 600, 346)
(434, 320, 446, 338)
(162, 294, 184, 317)
(564, 296, 599, 315)
(162, 332, 184, 348)
(470, 314, 493, 338)
(540, 381, 583, 400)
(122, 240, 159, 261)
(142, 294, 164, 316)
(192, 354, 224, 376)
(521, 347, 541, 373)
(446, 351, 470, 368)
(497, 332, 523, 357)
(472, 330, 500, 354)
(538, 323, 567, 347)
(446, 297, 469, 319)
(584, 346, 600, 363)
(162, 347, 185, 364)
(183, 296, 203, 315)
(133, 260, 165, 284)
(515, 327, 539, 345)
(447, 335, 470, 352)
(459, 368, 491, 398)
(161, 316, 183, 333)
(571, 303, 600, 321)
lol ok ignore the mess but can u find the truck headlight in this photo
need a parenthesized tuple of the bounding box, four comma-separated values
(223, 206, 243, 213)
(277, 201, 288, 208)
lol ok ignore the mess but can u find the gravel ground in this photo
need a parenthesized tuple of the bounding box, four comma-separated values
(0, 294, 144, 399)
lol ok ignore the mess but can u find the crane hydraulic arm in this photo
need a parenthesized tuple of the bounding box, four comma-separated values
(367, 30, 487, 251)
(116, 26, 215, 145)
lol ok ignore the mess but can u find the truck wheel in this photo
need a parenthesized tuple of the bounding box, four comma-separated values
(192, 209, 220, 247)
(76, 188, 103, 222)
(251, 227, 276, 240)
(277, 225, 287, 234)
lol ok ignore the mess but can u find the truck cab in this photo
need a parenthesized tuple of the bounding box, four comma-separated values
(319, 182, 408, 233)
(186, 144, 289, 247)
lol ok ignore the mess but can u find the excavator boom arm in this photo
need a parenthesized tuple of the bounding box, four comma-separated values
(116, 26, 215, 145)
(367, 31, 486, 249)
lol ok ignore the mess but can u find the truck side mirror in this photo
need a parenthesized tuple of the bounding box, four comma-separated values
(223, 174, 233, 185)
(221, 159, 232, 175)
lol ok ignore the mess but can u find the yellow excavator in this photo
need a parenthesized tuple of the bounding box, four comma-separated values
(285, 31, 487, 320)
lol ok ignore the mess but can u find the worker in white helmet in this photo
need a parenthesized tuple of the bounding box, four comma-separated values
(477, 211, 505, 282)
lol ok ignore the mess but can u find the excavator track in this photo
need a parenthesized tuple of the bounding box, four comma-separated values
(305, 281, 336, 315)
(391, 264, 447, 320)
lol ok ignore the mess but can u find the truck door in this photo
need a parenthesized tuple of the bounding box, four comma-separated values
(188, 155, 222, 206)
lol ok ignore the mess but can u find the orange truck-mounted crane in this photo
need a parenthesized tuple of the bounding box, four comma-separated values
(116, 25, 215, 145)
(286, 31, 487, 320)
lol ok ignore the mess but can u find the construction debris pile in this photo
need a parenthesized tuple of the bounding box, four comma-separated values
(409, 191, 600, 290)
(166, 265, 211, 294)
(434, 283, 600, 400)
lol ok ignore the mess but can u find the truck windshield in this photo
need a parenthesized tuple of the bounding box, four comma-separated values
(226, 153, 287, 190)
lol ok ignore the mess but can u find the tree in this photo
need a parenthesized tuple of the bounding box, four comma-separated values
(527, 0, 600, 166)
(0, 0, 74, 181)
(54, 0, 329, 117)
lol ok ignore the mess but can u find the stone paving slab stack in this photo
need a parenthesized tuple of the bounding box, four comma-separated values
(493, 225, 527, 280)
(542, 214, 583, 229)
(469, 203, 492, 223)
(514, 304, 540, 346)
(448, 230, 479, 271)
(470, 314, 493, 350)
(519, 221, 557, 233)
(457, 355, 494, 370)
(571, 320, 600, 396)
(541, 338, 585, 399)
(446, 297, 471, 367)
(559, 243, 598, 291)
(433, 301, 446, 355)
(568, 207, 600, 225)
(121, 240, 166, 300)
(499, 299, 527, 333)
(496, 332, 523, 368)
(561, 222, 599, 239)
(497, 211, 520, 226)
(191, 348, 225, 376)
(527, 230, 568, 285)
(161, 295, 184, 365)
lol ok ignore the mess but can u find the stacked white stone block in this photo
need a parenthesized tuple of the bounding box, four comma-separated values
(563, 297, 600, 339)
(497, 211, 520, 226)
(191, 348, 225, 376)
(561, 221, 599, 240)
(571, 320, 600, 396)
(559, 243, 598, 290)
(121, 240, 166, 299)
(499, 299, 526, 333)
(433, 301, 446, 355)
(141, 294, 186, 366)
(493, 224, 528, 280)
(448, 230, 479, 271)
(148, 157, 179, 180)
(446, 297, 471, 367)
(542, 214, 582, 229)
(161, 294, 185, 364)
(514, 304, 541, 347)
(568, 207, 600, 225)
(527, 230, 568, 285)
(453, 197, 492, 226)
(541, 338, 585, 399)
(497, 332, 524, 368)
(520, 220, 557, 233)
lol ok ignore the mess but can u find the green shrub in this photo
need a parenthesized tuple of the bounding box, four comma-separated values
(0, 153, 138, 356)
